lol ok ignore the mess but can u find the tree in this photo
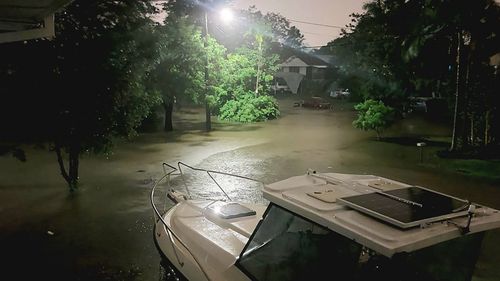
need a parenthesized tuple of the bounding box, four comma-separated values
(324, 0, 500, 154)
(214, 24, 281, 122)
(156, 0, 240, 131)
(0, 0, 162, 190)
(208, 37, 281, 122)
(353, 99, 395, 140)
(222, 43, 280, 97)
(388, 0, 500, 152)
(221, 7, 305, 52)
(152, 18, 205, 131)
(319, 3, 410, 108)
(263, 12, 304, 49)
(154, 1, 282, 126)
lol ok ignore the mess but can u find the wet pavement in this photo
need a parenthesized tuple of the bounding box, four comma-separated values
(1, 97, 499, 280)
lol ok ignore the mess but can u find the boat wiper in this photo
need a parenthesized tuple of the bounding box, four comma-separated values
(448, 204, 476, 235)
(452, 200, 472, 213)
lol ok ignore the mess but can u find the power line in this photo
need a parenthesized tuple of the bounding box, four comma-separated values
(289, 19, 345, 29)
(301, 31, 331, 36)
(300, 45, 327, 49)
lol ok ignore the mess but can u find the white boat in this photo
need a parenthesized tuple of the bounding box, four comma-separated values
(151, 162, 500, 281)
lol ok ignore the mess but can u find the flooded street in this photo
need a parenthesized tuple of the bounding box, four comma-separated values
(1, 98, 499, 281)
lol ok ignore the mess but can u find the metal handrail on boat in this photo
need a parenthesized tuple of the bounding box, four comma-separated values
(151, 162, 264, 281)
(177, 161, 264, 201)
(151, 163, 212, 281)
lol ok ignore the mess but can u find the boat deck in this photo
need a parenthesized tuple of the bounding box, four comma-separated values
(263, 172, 500, 257)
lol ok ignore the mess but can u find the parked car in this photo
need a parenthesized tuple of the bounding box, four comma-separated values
(301, 96, 333, 110)
(408, 97, 428, 113)
(271, 77, 291, 94)
(330, 89, 350, 99)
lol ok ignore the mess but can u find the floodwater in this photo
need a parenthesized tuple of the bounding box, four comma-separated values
(1, 97, 499, 281)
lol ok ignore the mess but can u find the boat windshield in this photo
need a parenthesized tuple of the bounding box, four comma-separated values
(235, 204, 362, 280)
(235, 203, 485, 281)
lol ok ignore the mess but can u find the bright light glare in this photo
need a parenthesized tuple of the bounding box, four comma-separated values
(220, 8, 234, 24)
(213, 205, 221, 214)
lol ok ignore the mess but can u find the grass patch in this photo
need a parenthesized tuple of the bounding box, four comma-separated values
(377, 135, 500, 182)
(422, 157, 500, 182)
(446, 159, 500, 180)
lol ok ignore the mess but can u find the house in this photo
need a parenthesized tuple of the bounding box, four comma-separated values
(490, 52, 500, 66)
(279, 54, 331, 80)
(274, 50, 334, 94)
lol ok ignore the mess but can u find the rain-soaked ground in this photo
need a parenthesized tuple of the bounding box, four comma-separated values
(1, 97, 499, 281)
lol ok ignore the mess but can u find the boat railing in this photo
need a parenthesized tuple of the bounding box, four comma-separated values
(151, 162, 216, 281)
(177, 161, 264, 201)
(150, 163, 202, 280)
(151, 162, 264, 281)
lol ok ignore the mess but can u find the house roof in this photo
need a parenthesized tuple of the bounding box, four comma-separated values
(315, 54, 336, 65)
(0, 0, 73, 43)
(291, 51, 331, 67)
(271, 43, 332, 67)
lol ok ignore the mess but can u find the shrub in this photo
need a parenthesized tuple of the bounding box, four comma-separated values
(219, 93, 280, 122)
(353, 99, 395, 140)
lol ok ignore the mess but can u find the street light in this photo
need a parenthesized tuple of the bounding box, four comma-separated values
(219, 8, 234, 24)
(203, 7, 233, 132)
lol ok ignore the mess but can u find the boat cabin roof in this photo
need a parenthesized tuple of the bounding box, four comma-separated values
(262, 172, 500, 257)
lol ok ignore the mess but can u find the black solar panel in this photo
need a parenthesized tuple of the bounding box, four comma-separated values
(338, 186, 470, 228)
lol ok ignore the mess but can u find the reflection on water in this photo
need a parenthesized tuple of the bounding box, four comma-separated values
(1, 98, 499, 280)
(159, 258, 186, 281)
(171, 167, 266, 204)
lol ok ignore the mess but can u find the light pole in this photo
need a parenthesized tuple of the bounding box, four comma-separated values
(204, 11, 211, 132)
(203, 7, 233, 132)
(417, 142, 426, 163)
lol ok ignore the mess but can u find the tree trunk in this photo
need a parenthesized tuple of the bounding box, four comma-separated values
(68, 142, 80, 190)
(450, 31, 463, 152)
(55, 143, 70, 184)
(55, 141, 80, 191)
(164, 101, 173, 132)
(461, 43, 472, 148)
(254, 36, 263, 97)
(484, 111, 490, 146)
(470, 115, 474, 146)
(255, 62, 261, 96)
(435, 79, 441, 98)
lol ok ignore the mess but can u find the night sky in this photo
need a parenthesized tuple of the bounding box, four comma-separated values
(232, 0, 366, 47)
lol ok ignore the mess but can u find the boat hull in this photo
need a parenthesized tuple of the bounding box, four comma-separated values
(156, 244, 188, 281)
(153, 202, 257, 281)
(154, 206, 209, 281)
